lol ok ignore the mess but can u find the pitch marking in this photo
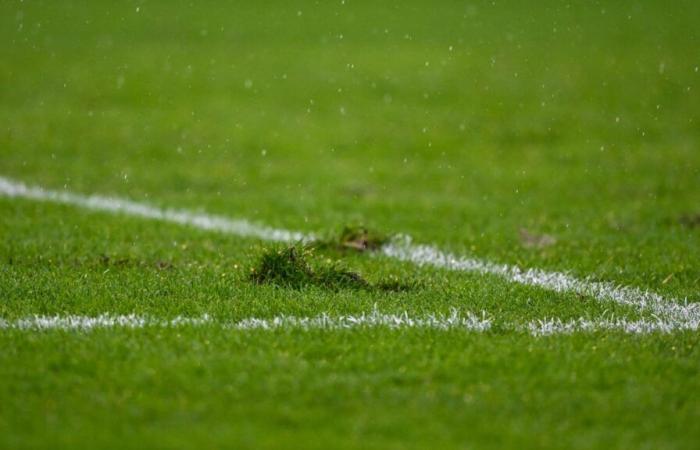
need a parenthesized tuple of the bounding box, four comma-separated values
(1, 175, 698, 331)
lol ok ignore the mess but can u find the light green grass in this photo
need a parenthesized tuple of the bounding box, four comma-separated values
(1, 0, 699, 448)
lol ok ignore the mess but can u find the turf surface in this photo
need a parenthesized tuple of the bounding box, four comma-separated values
(1, 0, 699, 448)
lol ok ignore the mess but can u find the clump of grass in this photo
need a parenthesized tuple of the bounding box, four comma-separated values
(679, 213, 700, 228)
(249, 246, 315, 289)
(249, 245, 410, 292)
(314, 225, 389, 253)
(250, 246, 369, 290)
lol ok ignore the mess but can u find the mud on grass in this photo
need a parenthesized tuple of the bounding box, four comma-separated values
(312, 225, 390, 253)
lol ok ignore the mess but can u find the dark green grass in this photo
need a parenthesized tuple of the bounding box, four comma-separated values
(1, 0, 700, 448)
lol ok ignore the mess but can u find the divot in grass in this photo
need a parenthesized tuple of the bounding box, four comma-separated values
(1, 175, 698, 327)
(249, 245, 411, 292)
(313, 225, 389, 253)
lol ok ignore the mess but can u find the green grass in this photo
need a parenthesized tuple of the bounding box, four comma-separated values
(1, 0, 700, 448)
(2, 330, 698, 450)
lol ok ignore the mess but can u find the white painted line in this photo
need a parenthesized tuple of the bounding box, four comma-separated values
(1, 312, 696, 335)
(0, 314, 212, 331)
(230, 309, 492, 331)
(0, 176, 311, 243)
(1, 175, 698, 330)
(382, 236, 700, 324)
(526, 316, 700, 336)
(0, 311, 490, 332)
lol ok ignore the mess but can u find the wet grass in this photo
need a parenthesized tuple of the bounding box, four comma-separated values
(1, 0, 699, 448)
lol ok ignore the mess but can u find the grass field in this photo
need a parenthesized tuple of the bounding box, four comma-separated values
(1, 0, 700, 448)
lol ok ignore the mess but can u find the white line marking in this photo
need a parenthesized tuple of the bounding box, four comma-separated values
(0, 311, 490, 332)
(1, 312, 696, 335)
(230, 310, 492, 331)
(0, 176, 311, 243)
(0, 314, 212, 331)
(526, 316, 700, 336)
(382, 236, 700, 324)
(1, 175, 698, 331)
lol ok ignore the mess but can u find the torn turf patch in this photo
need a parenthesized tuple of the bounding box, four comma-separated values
(249, 245, 411, 292)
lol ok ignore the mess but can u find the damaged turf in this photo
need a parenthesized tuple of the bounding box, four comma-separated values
(249, 245, 410, 292)
(313, 225, 389, 253)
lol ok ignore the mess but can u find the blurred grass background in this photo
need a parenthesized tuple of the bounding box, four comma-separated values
(2, 3, 700, 449)
(1, 0, 699, 296)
